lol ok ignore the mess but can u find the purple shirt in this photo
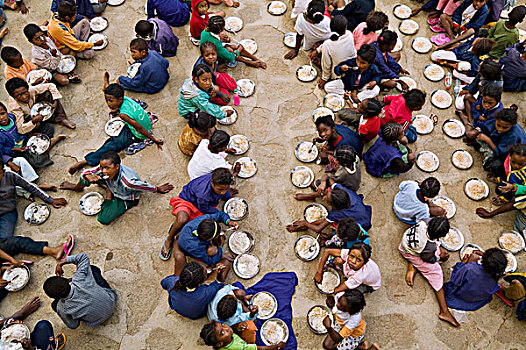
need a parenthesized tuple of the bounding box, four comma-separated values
(179, 173, 231, 214)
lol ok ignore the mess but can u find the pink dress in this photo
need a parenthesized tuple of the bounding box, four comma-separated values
(341, 249, 382, 290)
(399, 242, 444, 291)
(436, 0, 461, 15)
(352, 22, 378, 51)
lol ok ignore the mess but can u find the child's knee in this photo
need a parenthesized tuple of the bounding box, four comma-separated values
(97, 214, 114, 225)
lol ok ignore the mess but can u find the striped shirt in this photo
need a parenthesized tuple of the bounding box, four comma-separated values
(0, 171, 53, 215)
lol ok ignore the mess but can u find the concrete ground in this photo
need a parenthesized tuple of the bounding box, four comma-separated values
(0, 0, 525, 348)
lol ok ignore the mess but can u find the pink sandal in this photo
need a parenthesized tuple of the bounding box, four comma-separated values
(430, 23, 446, 32)
(427, 17, 440, 25)
(61, 234, 75, 261)
(430, 34, 450, 46)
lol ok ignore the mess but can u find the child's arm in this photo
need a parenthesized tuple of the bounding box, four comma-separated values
(118, 67, 146, 90)
(314, 248, 341, 282)
(301, 218, 330, 233)
(284, 33, 303, 59)
(119, 113, 163, 147)
(475, 133, 496, 150)
(476, 202, 514, 218)
(192, 92, 227, 119)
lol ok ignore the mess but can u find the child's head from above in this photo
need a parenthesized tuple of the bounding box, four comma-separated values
(99, 151, 121, 180)
(196, 218, 222, 241)
(217, 295, 238, 321)
(479, 59, 502, 81)
(364, 11, 388, 34)
(104, 83, 125, 111)
(471, 38, 496, 57)
(207, 16, 225, 35)
(5, 78, 30, 103)
(200, 41, 218, 66)
(135, 20, 154, 39)
(381, 122, 405, 144)
(334, 145, 358, 169)
(196, 0, 210, 15)
(472, 0, 487, 10)
(43, 276, 71, 299)
(480, 84, 502, 110)
(337, 289, 366, 314)
(482, 248, 507, 281)
(359, 98, 382, 118)
(326, 187, 350, 210)
(57, 1, 77, 22)
(173, 261, 207, 291)
(337, 217, 363, 243)
(0, 102, 8, 126)
(188, 110, 216, 136)
(508, 143, 526, 170)
(200, 321, 233, 349)
(211, 167, 234, 195)
(130, 38, 149, 60)
(494, 108, 518, 133)
(315, 115, 335, 141)
(377, 29, 398, 52)
(403, 89, 426, 111)
(356, 44, 377, 71)
(508, 5, 526, 25)
(426, 217, 450, 240)
(208, 129, 230, 153)
(193, 64, 214, 92)
(346, 242, 372, 271)
(0, 46, 23, 68)
(306, 0, 325, 24)
(329, 15, 347, 41)
(419, 176, 440, 200)
(23, 24, 46, 47)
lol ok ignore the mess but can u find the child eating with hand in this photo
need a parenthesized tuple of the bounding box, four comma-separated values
(314, 115, 362, 162)
(178, 111, 216, 157)
(372, 30, 410, 90)
(393, 177, 445, 225)
(201, 321, 286, 349)
(135, 19, 179, 57)
(381, 89, 426, 144)
(457, 84, 503, 137)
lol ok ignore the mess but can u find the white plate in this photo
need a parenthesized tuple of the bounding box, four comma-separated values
(239, 39, 257, 55)
(412, 114, 434, 134)
(267, 1, 287, 15)
(303, 203, 328, 223)
(105, 117, 125, 137)
(236, 79, 255, 97)
(412, 36, 432, 54)
(464, 178, 489, 201)
(56, 55, 76, 73)
(294, 235, 320, 261)
(431, 196, 456, 219)
(393, 4, 411, 19)
(440, 227, 464, 251)
(30, 102, 53, 121)
(324, 93, 345, 111)
(296, 65, 317, 82)
(234, 157, 257, 178)
(251, 292, 278, 320)
(26, 69, 52, 85)
(79, 192, 104, 216)
(228, 135, 250, 155)
(442, 119, 465, 138)
(283, 32, 297, 48)
(315, 267, 341, 294)
(499, 230, 525, 254)
(23, 202, 50, 225)
(233, 253, 260, 279)
(307, 305, 333, 334)
(416, 151, 439, 172)
(260, 318, 289, 346)
(224, 197, 249, 220)
(392, 37, 403, 52)
(107, 0, 124, 6)
(502, 249, 517, 273)
(396, 76, 417, 91)
(90, 16, 108, 32)
(460, 243, 483, 260)
(219, 106, 238, 125)
(312, 107, 334, 122)
(27, 134, 50, 155)
(399, 19, 419, 35)
(88, 33, 108, 50)
(228, 230, 254, 255)
(225, 16, 243, 33)
(431, 90, 452, 109)
(295, 142, 318, 162)
(451, 150, 473, 169)
(290, 166, 314, 188)
(3, 266, 30, 292)
(424, 64, 445, 82)
(127, 63, 141, 78)
(520, 29, 526, 43)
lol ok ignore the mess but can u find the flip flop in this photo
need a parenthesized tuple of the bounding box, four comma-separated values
(61, 234, 75, 260)
(2, 260, 33, 266)
(430, 34, 450, 45)
(55, 333, 67, 350)
(160, 224, 174, 261)
(430, 24, 446, 33)
(427, 17, 440, 25)
(495, 286, 514, 307)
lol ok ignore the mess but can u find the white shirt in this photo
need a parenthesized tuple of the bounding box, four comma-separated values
(317, 30, 357, 80)
(294, 14, 331, 50)
(461, 4, 477, 27)
(187, 139, 231, 180)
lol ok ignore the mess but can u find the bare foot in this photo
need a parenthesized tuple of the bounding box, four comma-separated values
(294, 193, 311, 201)
(10, 296, 41, 320)
(60, 181, 78, 190)
(232, 1, 240, 7)
(160, 236, 174, 260)
(253, 60, 267, 69)
(0, 27, 8, 39)
(102, 71, 110, 91)
(54, 235, 72, 260)
(39, 183, 58, 191)
(438, 311, 460, 327)
(68, 160, 87, 174)
(405, 264, 417, 287)
(60, 119, 76, 129)
(369, 344, 380, 350)
(357, 341, 369, 350)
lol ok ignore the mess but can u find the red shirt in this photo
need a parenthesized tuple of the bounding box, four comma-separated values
(381, 94, 413, 131)
(358, 116, 381, 142)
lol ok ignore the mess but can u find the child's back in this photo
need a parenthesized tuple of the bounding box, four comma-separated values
(119, 50, 169, 94)
(147, 0, 190, 27)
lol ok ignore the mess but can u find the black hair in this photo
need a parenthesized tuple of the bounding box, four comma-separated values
(495, 108, 518, 124)
(420, 177, 440, 198)
(403, 89, 426, 109)
(23, 23, 41, 42)
(508, 5, 526, 25)
(509, 143, 526, 157)
(361, 98, 382, 118)
(200, 41, 217, 55)
(357, 44, 377, 63)
(341, 289, 366, 314)
(5, 77, 28, 97)
(207, 16, 225, 34)
(172, 261, 206, 291)
(43, 276, 71, 299)
(130, 38, 149, 51)
(334, 145, 358, 168)
(0, 102, 7, 113)
(100, 151, 121, 165)
(482, 248, 507, 281)
(209, 130, 230, 151)
(481, 84, 502, 102)
(200, 322, 220, 348)
(217, 295, 237, 321)
(192, 63, 213, 80)
(330, 187, 350, 210)
(363, 11, 388, 35)
(0, 157, 4, 169)
(337, 217, 368, 243)
(211, 167, 234, 186)
(380, 122, 403, 144)
(104, 83, 125, 99)
(0, 46, 20, 65)
(315, 114, 335, 128)
(377, 29, 397, 48)
(330, 15, 347, 41)
(479, 59, 502, 81)
(134, 20, 153, 37)
(349, 242, 372, 264)
(57, 1, 77, 18)
(188, 111, 216, 133)
(426, 217, 450, 240)
(196, 218, 221, 241)
(472, 38, 496, 56)
(306, 0, 325, 23)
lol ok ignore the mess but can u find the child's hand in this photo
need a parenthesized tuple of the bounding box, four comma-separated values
(220, 93, 231, 104)
(50, 48, 57, 56)
(340, 64, 349, 72)
(439, 249, 450, 262)
(317, 78, 326, 89)
(32, 114, 44, 123)
(476, 133, 489, 144)
(366, 81, 377, 89)
(314, 271, 323, 283)
(207, 245, 219, 256)
(220, 32, 230, 43)
(407, 152, 416, 163)
(94, 39, 104, 46)
(479, 115, 486, 121)
(230, 188, 239, 195)
(84, 174, 102, 183)
(156, 183, 174, 194)
(498, 182, 515, 193)
(399, 68, 410, 75)
(323, 315, 332, 329)
(274, 342, 287, 350)
(225, 147, 237, 154)
(325, 295, 335, 308)
(214, 262, 226, 271)
(475, 207, 494, 218)
(227, 220, 239, 229)
(152, 138, 164, 150)
(225, 109, 234, 116)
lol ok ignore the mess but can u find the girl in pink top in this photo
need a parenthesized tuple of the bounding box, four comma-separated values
(352, 11, 389, 50)
(381, 89, 426, 144)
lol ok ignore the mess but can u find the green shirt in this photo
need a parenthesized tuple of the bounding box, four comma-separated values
(119, 97, 151, 139)
(200, 30, 237, 63)
(220, 334, 258, 350)
(488, 20, 519, 58)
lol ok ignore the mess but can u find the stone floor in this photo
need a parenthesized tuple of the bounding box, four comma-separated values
(0, 0, 525, 349)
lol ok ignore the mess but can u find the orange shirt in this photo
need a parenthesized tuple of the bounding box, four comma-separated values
(4, 58, 37, 81)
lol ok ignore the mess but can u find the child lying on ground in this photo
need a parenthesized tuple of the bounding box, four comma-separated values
(454, 59, 502, 112)
(146, 0, 190, 27)
(352, 11, 389, 51)
(201, 321, 286, 349)
(189, 0, 225, 45)
(457, 84, 503, 137)
(314, 115, 362, 162)
(500, 42, 526, 92)
(178, 111, 216, 157)
(336, 99, 382, 144)
(486, 5, 526, 59)
(1, 46, 38, 82)
(135, 19, 179, 57)
(117, 38, 169, 94)
(381, 89, 426, 144)
(393, 177, 445, 225)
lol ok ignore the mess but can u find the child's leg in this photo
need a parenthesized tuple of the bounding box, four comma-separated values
(172, 240, 187, 275)
(72, 19, 95, 59)
(405, 262, 418, 286)
(210, 87, 231, 106)
(161, 211, 190, 260)
(42, 234, 74, 260)
(440, 28, 475, 48)
(294, 192, 321, 201)
(216, 72, 237, 92)
(84, 126, 137, 167)
(435, 287, 459, 326)
(97, 197, 136, 225)
(60, 175, 90, 191)
(322, 334, 338, 350)
(48, 134, 67, 150)
(52, 73, 69, 86)
(439, 13, 454, 38)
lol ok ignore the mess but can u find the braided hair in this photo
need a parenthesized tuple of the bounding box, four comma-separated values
(426, 217, 450, 240)
(420, 177, 440, 199)
(200, 322, 220, 348)
(172, 261, 206, 291)
(188, 111, 216, 135)
(334, 145, 358, 170)
(380, 122, 403, 144)
(207, 16, 225, 34)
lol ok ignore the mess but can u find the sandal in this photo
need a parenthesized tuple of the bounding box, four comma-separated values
(486, 173, 500, 184)
(61, 234, 75, 260)
(491, 195, 508, 206)
(160, 224, 174, 261)
(427, 17, 440, 25)
(124, 142, 146, 155)
(495, 286, 514, 307)
(68, 75, 81, 84)
(430, 24, 446, 33)
(55, 333, 67, 350)
(430, 34, 450, 45)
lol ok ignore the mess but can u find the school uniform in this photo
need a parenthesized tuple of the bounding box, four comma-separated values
(118, 51, 170, 94)
(326, 184, 372, 231)
(363, 137, 411, 178)
(471, 100, 503, 129)
(200, 30, 238, 63)
(51, 0, 95, 23)
(371, 42, 401, 80)
(329, 124, 363, 155)
(145, 18, 179, 57)
(500, 43, 526, 92)
(332, 58, 381, 100)
(451, 0, 488, 32)
(146, 0, 190, 27)
(357, 117, 381, 143)
(330, 0, 375, 31)
(294, 14, 331, 50)
(482, 120, 526, 161)
(393, 180, 430, 224)
(317, 31, 357, 82)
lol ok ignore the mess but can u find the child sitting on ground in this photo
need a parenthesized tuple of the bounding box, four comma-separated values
(329, 0, 375, 32)
(135, 19, 179, 57)
(160, 167, 237, 261)
(117, 38, 169, 94)
(189, 0, 225, 45)
(455, 59, 503, 112)
(1, 46, 38, 82)
(50, 0, 96, 25)
(314, 115, 362, 162)
(363, 123, 415, 178)
(501, 42, 526, 92)
(47, 2, 102, 59)
(323, 217, 370, 249)
(178, 111, 216, 157)
(146, 0, 190, 27)
(201, 321, 286, 349)
(486, 5, 526, 59)
(336, 99, 382, 144)
(457, 84, 503, 137)
(399, 217, 459, 327)
(393, 177, 445, 225)
(381, 89, 426, 144)
(371, 30, 410, 89)
(6, 77, 75, 132)
(352, 11, 389, 51)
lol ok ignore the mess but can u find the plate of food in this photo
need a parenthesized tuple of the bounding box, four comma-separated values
(399, 19, 419, 35)
(460, 243, 483, 260)
(27, 134, 50, 155)
(520, 29, 526, 43)
(294, 235, 320, 261)
(107, 0, 124, 5)
(295, 142, 318, 163)
(290, 166, 314, 188)
(224, 197, 249, 220)
(283, 32, 297, 48)
(412, 114, 436, 134)
(219, 106, 238, 125)
(56, 55, 76, 74)
(88, 33, 108, 50)
(412, 36, 432, 53)
(303, 203, 328, 223)
(307, 305, 333, 335)
(451, 150, 473, 169)
(2, 265, 30, 292)
(392, 37, 403, 52)
(26, 69, 52, 85)
(440, 227, 464, 251)
(312, 107, 335, 122)
(260, 318, 289, 346)
(228, 134, 250, 155)
(267, 0, 287, 15)
(90, 16, 108, 32)
(499, 230, 525, 254)
(431, 196, 456, 219)
(251, 292, 278, 320)
(127, 63, 141, 78)
(416, 151, 439, 173)
(431, 90, 452, 109)
(315, 267, 341, 294)
(233, 253, 260, 279)
(502, 249, 517, 273)
(23, 202, 50, 225)
(228, 230, 254, 255)
(79, 192, 104, 216)
(1, 323, 31, 348)
(105, 117, 125, 137)
(234, 157, 257, 178)
(239, 39, 257, 55)
(296, 65, 317, 82)
(236, 79, 255, 97)
(464, 178, 490, 201)
(393, 4, 412, 19)
(424, 64, 445, 82)
(396, 76, 417, 91)
(324, 93, 345, 111)
(30, 102, 54, 121)
(442, 119, 465, 138)
(225, 16, 243, 33)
